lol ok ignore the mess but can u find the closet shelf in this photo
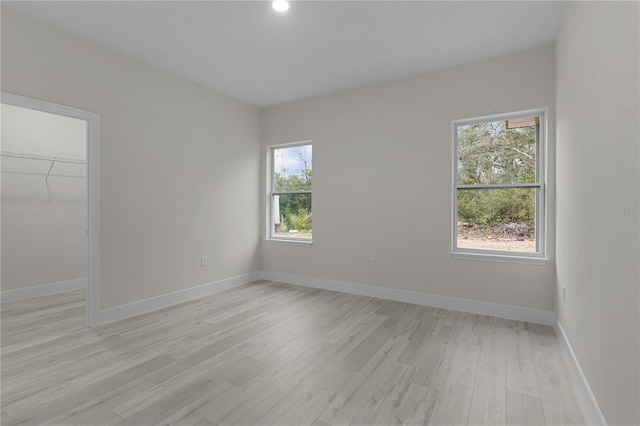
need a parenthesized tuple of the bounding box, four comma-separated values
(1, 151, 86, 180)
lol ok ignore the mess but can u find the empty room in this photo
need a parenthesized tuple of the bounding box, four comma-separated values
(1, 1, 638, 425)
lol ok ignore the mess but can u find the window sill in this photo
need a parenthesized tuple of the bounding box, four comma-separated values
(451, 251, 548, 265)
(264, 238, 313, 247)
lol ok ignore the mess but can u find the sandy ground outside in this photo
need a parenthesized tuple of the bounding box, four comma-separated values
(273, 231, 312, 239)
(457, 238, 535, 252)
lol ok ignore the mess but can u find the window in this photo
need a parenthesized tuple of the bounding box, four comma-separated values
(268, 142, 312, 242)
(452, 109, 546, 262)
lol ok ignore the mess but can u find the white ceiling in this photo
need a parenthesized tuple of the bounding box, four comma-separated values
(4, 1, 566, 108)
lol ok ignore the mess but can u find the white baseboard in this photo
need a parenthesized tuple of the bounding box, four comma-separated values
(0, 271, 555, 326)
(1, 278, 87, 303)
(258, 271, 556, 326)
(554, 321, 607, 425)
(99, 272, 260, 325)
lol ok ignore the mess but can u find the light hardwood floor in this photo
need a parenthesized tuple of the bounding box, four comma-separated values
(1, 281, 587, 425)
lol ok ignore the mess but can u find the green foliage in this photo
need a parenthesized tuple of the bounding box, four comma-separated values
(458, 188, 535, 227)
(278, 193, 312, 227)
(274, 146, 312, 233)
(457, 120, 537, 229)
(286, 208, 312, 231)
(274, 170, 312, 192)
(457, 121, 536, 185)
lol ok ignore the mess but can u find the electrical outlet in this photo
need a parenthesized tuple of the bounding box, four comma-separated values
(369, 257, 376, 268)
(201, 256, 207, 267)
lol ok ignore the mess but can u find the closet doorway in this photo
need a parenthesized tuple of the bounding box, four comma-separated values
(1, 93, 100, 327)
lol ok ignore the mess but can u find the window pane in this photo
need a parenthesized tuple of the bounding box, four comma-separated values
(457, 119, 537, 185)
(273, 193, 312, 239)
(273, 145, 312, 192)
(457, 188, 536, 253)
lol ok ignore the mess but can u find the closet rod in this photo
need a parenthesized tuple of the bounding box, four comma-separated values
(0, 151, 86, 165)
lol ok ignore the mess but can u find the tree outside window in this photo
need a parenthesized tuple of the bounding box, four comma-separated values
(269, 143, 312, 241)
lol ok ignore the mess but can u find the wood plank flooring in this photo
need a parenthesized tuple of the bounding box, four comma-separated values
(1, 281, 587, 425)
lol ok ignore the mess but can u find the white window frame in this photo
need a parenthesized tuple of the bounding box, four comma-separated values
(451, 108, 547, 265)
(266, 140, 313, 245)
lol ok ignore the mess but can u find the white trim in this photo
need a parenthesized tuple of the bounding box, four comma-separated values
(554, 321, 607, 426)
(451, 251, 548, 265)
(99, 273, 260, 325)
(86, 109, 101, 328)
(268, 140, 313, 150)
(263, 239, 313, 246)
(457, 183, 541, 190)
(453, 108, 549, 128)
(1, 92, 101, 328)
(259, 271, 555, 325)
(1, 278, 87, 303)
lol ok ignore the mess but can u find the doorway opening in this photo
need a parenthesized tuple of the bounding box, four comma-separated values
(1, 93, 100, 327)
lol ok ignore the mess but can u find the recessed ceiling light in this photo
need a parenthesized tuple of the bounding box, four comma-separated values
(272, 1, 289, 12)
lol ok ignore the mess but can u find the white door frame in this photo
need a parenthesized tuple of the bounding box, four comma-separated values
(2, 92, 101, 327)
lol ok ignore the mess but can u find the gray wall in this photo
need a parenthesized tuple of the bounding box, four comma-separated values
(261, 46, 556, 312)
(556, 2, 639, 424)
